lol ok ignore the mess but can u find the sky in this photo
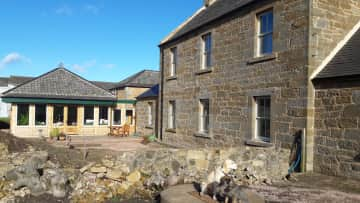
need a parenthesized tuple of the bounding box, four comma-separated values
(0, 0, 202, 82)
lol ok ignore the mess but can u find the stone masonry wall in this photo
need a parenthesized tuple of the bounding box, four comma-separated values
(160, 0, 310, 148)
(135, 99, 158, 136)
(314, 81, 360, 179)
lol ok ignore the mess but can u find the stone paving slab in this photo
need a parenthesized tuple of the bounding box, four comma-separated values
(160, 184, 204, 203)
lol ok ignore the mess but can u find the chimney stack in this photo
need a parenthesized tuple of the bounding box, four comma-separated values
(204, 0, 216, 7)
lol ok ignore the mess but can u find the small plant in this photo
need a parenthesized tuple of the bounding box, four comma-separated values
(141, 134, 156, 144)
(18, 114, 29, 125)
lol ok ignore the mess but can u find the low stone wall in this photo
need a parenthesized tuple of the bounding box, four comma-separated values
(114, 146, 290, 183)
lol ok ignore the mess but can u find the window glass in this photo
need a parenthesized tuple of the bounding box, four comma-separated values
(113, 109, 121, 125)
(35, 104, 46, 126)
(202, 33, 212, 69)
(258, 10, 273, 55)
(126, 110, 133, 125)
(67, 106, 78, 126)
(99, 106, 109, 125)
(17, 104, 29, 126)
(53, 105, 64, 125)
(255, 96, 271, 142)
(168, 101, 176, 129)
(170, 47, 177, 76)
(84, 106, 94, 125)
(148, 103, 152, 126)
(200, 99, 209, 133)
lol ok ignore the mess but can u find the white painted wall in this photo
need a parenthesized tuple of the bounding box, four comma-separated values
(0, 85, 13, 117)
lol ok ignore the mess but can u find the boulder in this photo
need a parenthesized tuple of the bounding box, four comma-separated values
(48, 169, 69, 198)
(126, 170, 141, 183)
(106, 169, 123, 180)
(0, 143, 8, 157)
(145, 171, 166, 189)
(80, 162, 95, 173)
(102, 159, 114, 168)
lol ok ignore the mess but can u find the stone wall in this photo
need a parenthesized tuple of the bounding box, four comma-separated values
(314, 79, 360, 179)
(135, 98, 158, 136)
(160, 0, 310, 148)
(115, 146, 289, 183)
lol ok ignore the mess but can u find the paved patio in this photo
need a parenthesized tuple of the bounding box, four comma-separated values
(51, 135, 154, 152)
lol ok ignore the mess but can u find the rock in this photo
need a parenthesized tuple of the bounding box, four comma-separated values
(97, 173, 106, 179)
(223, 159, 238, 174)
(117, 182, 131, 194)
(166, 174, 184, 186)
(106, 169, 123, 180)
(90, 165, 107, 173)
(195, 159, 209, 171)
(0, 143, 8, 157)
(80, 162, 95, 173)
(252, 160, 265, 168)
(145, 171, 166, 189)
(0, 162, 14, 178)
(187, 150, 206, 160)
(102, 159, 114, 168)
(114, 164, 130, 174)
(126, 170, 141, 183)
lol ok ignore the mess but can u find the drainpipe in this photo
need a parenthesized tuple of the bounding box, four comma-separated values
(159, 47, 164, 141)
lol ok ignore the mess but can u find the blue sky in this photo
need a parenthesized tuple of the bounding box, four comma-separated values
(0, 0, 202, 82)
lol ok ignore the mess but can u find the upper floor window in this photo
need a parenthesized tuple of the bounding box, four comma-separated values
(168, 101, 176, 129)
(257, 10, 273, 56)
(201, 33, 212, 69)
(17, 104, 29, 126)
(199, 99, 209, 134)
(255, 96, 271, 142)
(170, 47, 177, 77)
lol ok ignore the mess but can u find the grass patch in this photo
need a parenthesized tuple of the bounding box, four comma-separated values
(0, 117, 10, 129)
(0, 117, 10, 124)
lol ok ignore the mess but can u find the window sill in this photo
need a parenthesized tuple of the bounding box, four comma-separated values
(166, 76, 177, 81)
(165, 128, 176, 133)
(247, 52, 278, 65)
(145, 125, 153, 129)
(245, 139, 273, 147)
(195, 68, 212, 75)
(194, 132, 211, 139)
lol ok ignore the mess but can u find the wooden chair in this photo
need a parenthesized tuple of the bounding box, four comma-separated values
(121, 124, 130, 137)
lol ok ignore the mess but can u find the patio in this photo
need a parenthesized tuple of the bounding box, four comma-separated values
(50, 135, 156, 152)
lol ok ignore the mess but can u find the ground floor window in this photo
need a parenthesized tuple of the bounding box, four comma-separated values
(84, 106, 94, 125)
(168, 101, 176, 129)
(126, 110, 133, 125)
(199, 99, 209, 133)
(35, 104, 46, 126)
(148, 103, 152, 126)
(53, 105, 64, 126)
(113, 109, 121, 125)
(255, 96, 271, 142)
(99, 106, 109, 125)
(17, 104, 29, 126)
(67, 106, 78, 126)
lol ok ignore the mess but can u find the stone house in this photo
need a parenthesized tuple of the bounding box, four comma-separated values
(2, 66, 159, 137)
(135, 84, 159, 136)
(158, 0, 360, 178)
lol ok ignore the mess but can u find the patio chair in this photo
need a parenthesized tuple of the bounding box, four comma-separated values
(121, 124, 130, 137)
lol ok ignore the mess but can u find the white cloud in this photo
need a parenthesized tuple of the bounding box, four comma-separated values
(55, 5, 72, 16)
(103, 64, 116, 69)
(0, 52, 30, 68)
(72, 60, 97, 73)
(84, 4, 99, 15)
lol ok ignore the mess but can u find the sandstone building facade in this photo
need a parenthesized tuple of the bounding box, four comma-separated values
(158, 0, 360, 178)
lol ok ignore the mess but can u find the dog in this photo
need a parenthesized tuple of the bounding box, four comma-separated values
(200, 159, 238, 200)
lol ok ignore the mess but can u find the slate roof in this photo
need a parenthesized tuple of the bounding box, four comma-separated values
(160, 0, 257, 45)
(2, 68, 116, 101)
(92, 81, 117, 90)
(9, 76, 33, 86)
(111, 70, 160, 89)
(314, 28, 360, 80)
(0, 78, 8, 87)
(136, 84, 159, 100)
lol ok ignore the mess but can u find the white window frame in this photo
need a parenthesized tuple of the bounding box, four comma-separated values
(148, 102, 153, 126)
(199, 99, 210, 134)
(257, 9, 273, 56)
(168, 101, 176, 129)
(201, 33, 212, 69)
(170, 47, 177, 77)
(254, 96, 271, 142)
